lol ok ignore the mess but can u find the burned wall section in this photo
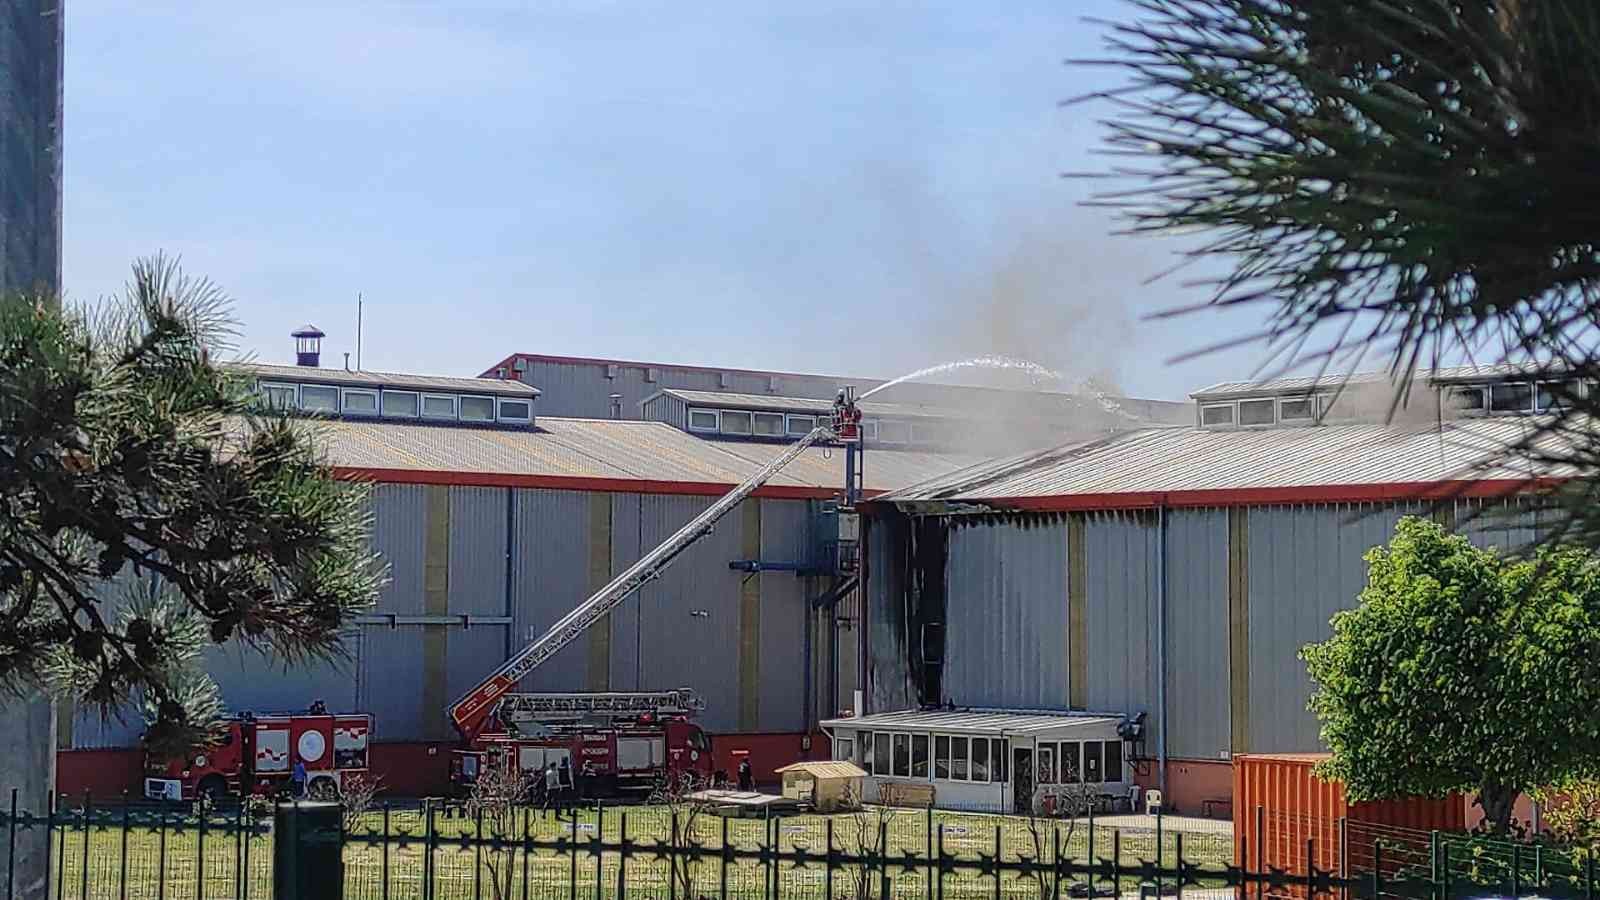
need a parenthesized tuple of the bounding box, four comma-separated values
(864, 508, 948, 712)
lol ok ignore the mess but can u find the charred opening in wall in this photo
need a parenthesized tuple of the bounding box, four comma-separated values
(903, 516, 948, 706)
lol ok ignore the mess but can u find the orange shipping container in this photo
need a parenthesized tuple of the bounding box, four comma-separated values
(1233, 753, 1465, 883)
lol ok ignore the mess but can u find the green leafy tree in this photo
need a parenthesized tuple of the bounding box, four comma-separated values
(0, 256, 385, 755)
(1303, 516, 1600, 834)
(1088, 0, 1600, 544)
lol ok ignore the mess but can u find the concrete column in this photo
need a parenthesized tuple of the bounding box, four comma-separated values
(0, 697, 54, 899)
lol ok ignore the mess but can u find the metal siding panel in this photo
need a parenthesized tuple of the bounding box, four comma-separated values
(608, 493, 644, 692)
(205, 644, 356, 718)
(510, 489, 593, 692)
(629, 494, 746, 733)
(372, 484, 427, 616)
(1163, 508, 1231, 760)
(359, 627, 427, 741)
(757, 500, 811, 732)
(941, 519, 1069, 710)
(1247, 504, 1412, 751)
(447, 626, 511, 723)
(1083, 512, 1160, 740)
(449, 486, 510, 616)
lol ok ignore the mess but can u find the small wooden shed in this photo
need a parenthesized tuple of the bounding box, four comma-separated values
(774, 761, 866, 813)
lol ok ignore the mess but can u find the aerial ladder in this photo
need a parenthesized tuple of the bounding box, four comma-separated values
(448, 388, 865, 743)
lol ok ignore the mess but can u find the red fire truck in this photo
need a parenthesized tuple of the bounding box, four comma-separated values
(450, 690, 712, 796)
(144, 705, 373, 802)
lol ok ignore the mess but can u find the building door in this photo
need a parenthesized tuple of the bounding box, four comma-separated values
(1012, 748, 1034, 815)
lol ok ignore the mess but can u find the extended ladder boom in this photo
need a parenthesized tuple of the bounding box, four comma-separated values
(497, 689, 705, 725)
(449, 424, 838, 740)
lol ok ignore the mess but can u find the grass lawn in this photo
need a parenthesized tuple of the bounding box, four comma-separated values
(40, 803, 1234, 899)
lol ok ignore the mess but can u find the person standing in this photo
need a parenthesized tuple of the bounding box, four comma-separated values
(542, 762, 561, 818)
(737, 757, 753, 792)
(558, 756, 572, 804)
(579, 759, 597, 801)
(291, 760, 308, 799)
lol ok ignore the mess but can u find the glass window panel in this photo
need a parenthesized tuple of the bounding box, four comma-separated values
(299, 386, 338, 413)
(1200, 405, 1234, 426)
(893, 734, 911, 777)
(342, 390, 378, 415)
(934, 736, 951, 780)
(720, 411, 753, 435)
(873, 733, 890, 777)
(1279, 398, 1314, 420)
(786, 415, 816, 436)
(1448, 386, 1486, 413)
(688, 409, 719, 431)
(912, 735, 929, 778)
(381, 392, 419, 418)
(498, 399, 532, 422)
(460, 396, 495, 422)
(1103, 741, 1124, 784)
(753, 412, 785, 436)
(993, 739, 1008, 783)
(971, 737, 989, 783)
(1490, 382, 1533, 413)
(1083, 741, 1103, 783)
(422, 395, 457, 419)
(1060, 742, 1081, 783)
(1238, 399, 1275, 426)
(951, 738, 969, 781)
(263, 385, 297, 410)
(1039, 746, 1056, 785)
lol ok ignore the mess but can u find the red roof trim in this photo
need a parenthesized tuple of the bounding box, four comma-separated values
(958, 478, 1561, 512)
(332, 466, 881, 500)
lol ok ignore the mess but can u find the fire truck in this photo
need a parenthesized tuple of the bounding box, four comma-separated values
(446, 390, 864, 795)
(144, 706, 373, 802)
(450, 690, 712, 795)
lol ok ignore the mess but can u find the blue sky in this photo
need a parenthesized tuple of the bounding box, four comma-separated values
(63, 1, 1264, 401)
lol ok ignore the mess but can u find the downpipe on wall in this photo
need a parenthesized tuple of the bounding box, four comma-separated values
(1157, 502, 1168, 795)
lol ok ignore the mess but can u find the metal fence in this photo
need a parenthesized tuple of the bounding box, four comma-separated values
(8, 789, 1600, 899)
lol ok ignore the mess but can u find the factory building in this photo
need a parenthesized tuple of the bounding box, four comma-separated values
(862, 366, 1564, 815)
(57, 332, 1180, 797)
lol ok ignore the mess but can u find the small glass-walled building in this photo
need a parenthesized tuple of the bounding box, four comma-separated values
(820, 709, 1134, 814)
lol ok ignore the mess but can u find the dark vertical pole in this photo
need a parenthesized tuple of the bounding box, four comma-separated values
(120, 794, 130, 900)
(1441, 841, 1451, 899)
(197, 795, 206, 900)
(520, 799, 530, 900)
(5, 788, 15, 900)
(241, 800, 252, 900)
(568, 807, 577, 900)
(820, 817, 828, 900)
(382, 803, 392, 900)
(594, 806, 602, 900)
(157, 805, 167, 900)
(937, 825, 945, 900)
(1114, 829, 1122, 899)
(78, 791, 89, 900)
(1512, 844, 1521, 899)
(882, 817, 892, 900)
(993, 824, 1001, 900)
(1053, 825, 1062, 900)
(1587, 849, 1595, 900)
(617, 812, 627, 900)
(1305, 837, 1313, 900)
(423, 799, 435, 900)
(1429, 831, 1439, 885)
(473, 804, 483, 900)
(1087, 802, 1096, 895)
(235, 794, 245, 900)
(670, 810, 679, 900)
(1338, 816, 1348, 900)
(1372, 840, 1383, 900)
(1177, 832, 1186, 897)
(51, 794, 62, 900)
(927, 804, 934, 900)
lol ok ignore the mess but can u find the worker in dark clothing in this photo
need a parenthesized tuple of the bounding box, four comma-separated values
(579, 759, 597, 800)
(558, 757, 572, 806)
(737, 757, 753, 792)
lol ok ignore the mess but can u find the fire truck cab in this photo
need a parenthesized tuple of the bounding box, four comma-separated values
(144, 707, 372, 802)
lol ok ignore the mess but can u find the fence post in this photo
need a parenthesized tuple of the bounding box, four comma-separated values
(1512, 844, 1521, 899)
(1372, 839, 1383, 900)
(157, 803, 166, 900)
(1441, 840, 1450, 899)
(198, 794, 207, 900)
(78, 790, 89, 900)
(1254, 806, 1264, 900)
(51, 793, 61, 900)
(937, 824, 946, 900)
(5, 788, 14, 900)
(272, 802, 343, 900)
(1338, 816, 1348, 900)
(617, 812, 627, 900)
(120, 793, 130, 900)
(473, 803, 484, 900)
(569, 807, 578, 900)
(1429, 831, 1439, 885)
(1587, 849, 1595, 900)
(242, 800, 254, 900)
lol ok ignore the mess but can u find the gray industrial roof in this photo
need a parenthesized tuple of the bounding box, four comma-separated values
(231, 362, 540, 397)
(276, 416, 980, 495)
(820, 709, 1123, 736)
(1192, 364, 1570, 400)
(883, 416, 1575, 508)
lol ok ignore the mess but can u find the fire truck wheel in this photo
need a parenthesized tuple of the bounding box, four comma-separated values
(197, 776, 227, 802)
(308, 777, 340, 802)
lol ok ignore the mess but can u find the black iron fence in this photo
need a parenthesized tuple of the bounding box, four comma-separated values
(7, 789, 1600, 899)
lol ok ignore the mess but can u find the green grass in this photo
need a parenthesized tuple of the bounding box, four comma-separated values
(41, 804, 1234, 899)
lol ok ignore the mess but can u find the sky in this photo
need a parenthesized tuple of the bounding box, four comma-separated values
(63, 1, 1267, 402)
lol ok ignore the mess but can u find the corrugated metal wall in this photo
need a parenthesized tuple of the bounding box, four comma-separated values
(1081, 511, 1161, 744)
(1164, 509, 1230, 761)
(1246, 504, 1415, 751)
(941, 519, 1069, 709)
(71, 484, 823, 748)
